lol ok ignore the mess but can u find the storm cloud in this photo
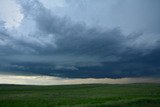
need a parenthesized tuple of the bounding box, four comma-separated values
(0, 0, 160, 78)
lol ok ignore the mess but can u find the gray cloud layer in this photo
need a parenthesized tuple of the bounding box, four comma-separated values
(0, 0, 160, 78)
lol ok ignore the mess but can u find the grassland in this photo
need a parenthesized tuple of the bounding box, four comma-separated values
(0, 84, 160, 107)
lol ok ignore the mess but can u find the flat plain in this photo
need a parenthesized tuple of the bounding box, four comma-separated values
(0, 84, 160, 107)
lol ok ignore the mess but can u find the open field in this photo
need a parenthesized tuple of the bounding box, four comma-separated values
(0, 84, 160, 107)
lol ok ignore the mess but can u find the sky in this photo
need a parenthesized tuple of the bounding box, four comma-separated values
(0, 0, 160, 84)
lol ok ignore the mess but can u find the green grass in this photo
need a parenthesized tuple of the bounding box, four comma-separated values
(0, 84, 160, 107)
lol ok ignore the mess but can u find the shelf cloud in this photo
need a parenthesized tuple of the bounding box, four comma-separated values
(0, 0, 160, 79)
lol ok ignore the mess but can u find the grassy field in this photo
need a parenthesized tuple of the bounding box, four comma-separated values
(0, 84, 160, 107)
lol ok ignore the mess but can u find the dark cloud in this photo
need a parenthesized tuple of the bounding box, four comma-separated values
(0, 0, 160, 78)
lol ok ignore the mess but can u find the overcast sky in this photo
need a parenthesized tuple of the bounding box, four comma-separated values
(0, 0, 160, 80)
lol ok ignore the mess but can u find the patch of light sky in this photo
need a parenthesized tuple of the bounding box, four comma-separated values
(0, 0, 23, 29)
(0, 74, 160, 85)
